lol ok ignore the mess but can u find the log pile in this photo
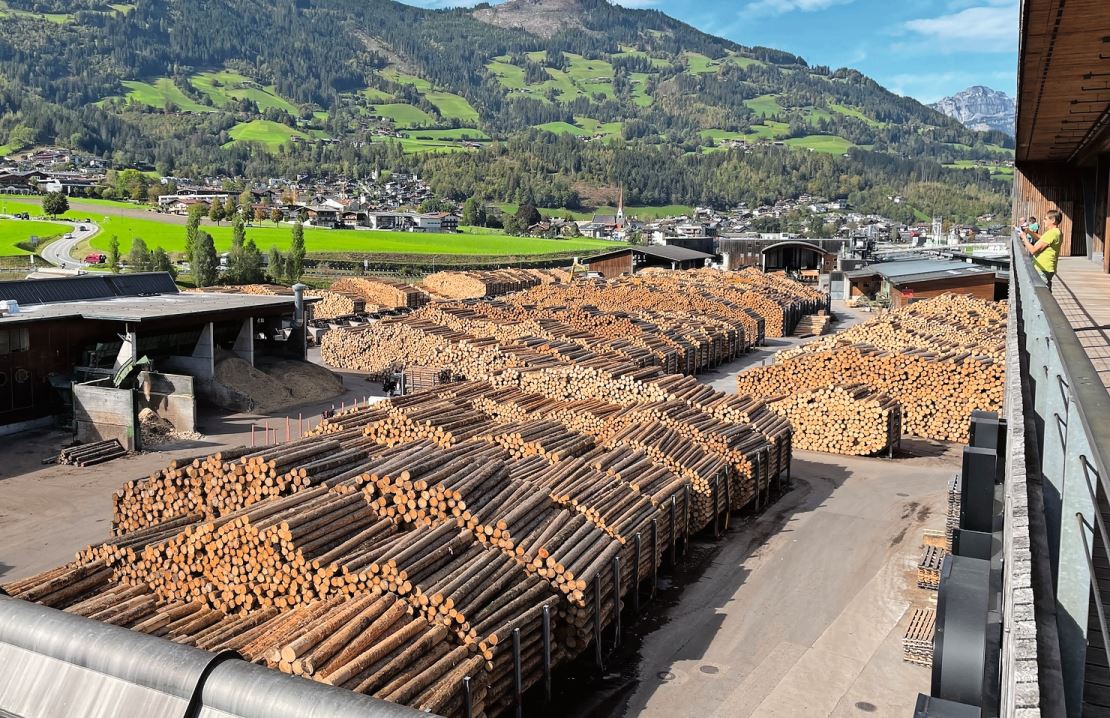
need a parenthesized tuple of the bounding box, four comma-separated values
(768, 384, 901, 456)
(310, 290, 369, 321)
(331, 277, 429, 310)
(421, 269, 566, 300)
(903, 608, 936, 666)
(57, 439, 127, 466)
(736, 343, 1004, 443)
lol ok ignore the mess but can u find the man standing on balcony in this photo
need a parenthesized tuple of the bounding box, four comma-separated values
(1023, 209, 1062, 290)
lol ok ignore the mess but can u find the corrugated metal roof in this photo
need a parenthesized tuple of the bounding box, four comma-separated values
(844, 259, 992, 282)
(0, 293, 305, 325)
(0, 273, 179, 306)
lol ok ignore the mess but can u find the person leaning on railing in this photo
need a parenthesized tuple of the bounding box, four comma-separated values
(1019, 209, 1063, 290)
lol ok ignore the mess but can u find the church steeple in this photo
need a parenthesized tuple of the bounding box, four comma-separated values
(616, 186, 624, 229)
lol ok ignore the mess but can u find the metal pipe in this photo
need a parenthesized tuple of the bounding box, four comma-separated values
(292, 283, 307, 327)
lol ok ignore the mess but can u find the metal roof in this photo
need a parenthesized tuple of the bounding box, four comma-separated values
(0, 292, 304, 325)
(589, 245, 715, 263)
(0, 272, 179, 305)
(844, 259, 995, 283)
(0, 597, 426, 718)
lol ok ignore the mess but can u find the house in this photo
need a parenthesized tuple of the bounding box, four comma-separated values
(167, 198, 211, 216)
(305, 199, 344, 228)
(420, 212, 458, 233)
(368, 212, 415, 231)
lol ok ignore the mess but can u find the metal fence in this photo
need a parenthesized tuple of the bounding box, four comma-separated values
(1010, 232, 1110, 715)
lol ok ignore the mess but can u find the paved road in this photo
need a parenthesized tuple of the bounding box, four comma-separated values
(38, 221, 99, 267)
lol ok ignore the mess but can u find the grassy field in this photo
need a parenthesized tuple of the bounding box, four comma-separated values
(0, 1, 73, 22)
(191, 70, 299, 115)
(361, 87, 393, 102)
(745, 94, 784, 118)
(535, 117, 622, 138)
(86, 220, 619, 256)
(629, 72, 653, 107)
(0, 220, 71, 255)
(371, 136, 474, 154)
(425, 92, 480, 123)
(683, 52, 718, 74)
(403, 128, 489, 140)
(225, 120, 308, 149)
(784, 135, 854, 154)
(372, 103, 435, 127)
(118, 78, 212, 113)
(379, 69, 432, 92)
(829, 102, 884, 128)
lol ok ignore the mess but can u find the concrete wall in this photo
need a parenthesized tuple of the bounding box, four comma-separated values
(73, 379, 137, 451)
(136, 371, 196, 433)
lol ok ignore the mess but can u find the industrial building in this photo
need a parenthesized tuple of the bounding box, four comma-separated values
(843, 259, 1004, 307)
(717, 237, 849, 272)
(0, 273, 310, 438)
(585, 245, 715, 277)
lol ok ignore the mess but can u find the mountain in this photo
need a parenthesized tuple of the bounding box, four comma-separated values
(930, 86, 1015, 137)
(0, 0, 1012, 221)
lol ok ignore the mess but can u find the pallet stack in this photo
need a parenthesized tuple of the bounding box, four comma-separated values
(946, 475, 962, 549)
(903, 608, 936, 666)
(917, 545, 946, 590)
(768, 384, 901, 456)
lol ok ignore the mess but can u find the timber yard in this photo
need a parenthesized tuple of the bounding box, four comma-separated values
(2, 1, 1110, 717)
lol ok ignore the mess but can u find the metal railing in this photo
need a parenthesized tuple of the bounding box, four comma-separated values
(1010, 231, 1110, 716)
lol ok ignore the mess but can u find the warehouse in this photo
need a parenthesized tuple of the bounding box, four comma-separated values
(717, 237, 849, 272)
(0, 273, 311, 432)
(585, 245, 715, 277)
(844, 259, 1002, 308)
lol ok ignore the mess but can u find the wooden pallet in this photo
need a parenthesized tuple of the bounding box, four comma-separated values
(917, 545, 947, 590)
(903, 607, 936, 666)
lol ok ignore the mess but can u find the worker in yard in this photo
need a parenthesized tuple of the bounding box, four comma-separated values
(1022, 209, 1062, 290)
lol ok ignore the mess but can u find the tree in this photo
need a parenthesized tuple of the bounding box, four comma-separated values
(239, 188, 254, 209)
(232, 213, 246, 249)
(253, 207, 265, 225)
(461, 196, 485, 227)
(151, 247, 177, 278)
(506, 203, 541, 235)
(126, 237, 152, 272)
(223, 196, 237, 220)
(268, 246, 286, 284)
(107, 234, 121, 273)
(185, 203, 206, 268)
(241, 239, 264, 283)
(42, 192, 68, 218)
(288, 221, 306, 281)
(208, 199, 225, 225)
(270, 208, 283, 225)
(194, 232, 219, 288)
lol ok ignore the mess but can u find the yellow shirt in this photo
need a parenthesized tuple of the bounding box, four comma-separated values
(1034, 227, 1062, 274)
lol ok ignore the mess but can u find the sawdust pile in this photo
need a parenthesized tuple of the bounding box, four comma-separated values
(213, 357, 344, 413)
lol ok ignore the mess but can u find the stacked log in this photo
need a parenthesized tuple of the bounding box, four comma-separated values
(310, 290, 369, 321)
(421, 269, 551, 300)
(735, 343, 1004, 443)
(57, 439, 127, 466)
(768, 384, 901, 456)
(2, 559, 114, 609)
(331, 277, 429, 310)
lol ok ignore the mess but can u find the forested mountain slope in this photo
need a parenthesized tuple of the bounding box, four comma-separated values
(0, 0, 1011, 220)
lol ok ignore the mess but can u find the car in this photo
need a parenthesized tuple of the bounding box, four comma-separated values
(77, 225, 88, 232)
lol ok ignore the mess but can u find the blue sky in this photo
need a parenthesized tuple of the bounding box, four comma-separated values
(398, 0, 1018, 103)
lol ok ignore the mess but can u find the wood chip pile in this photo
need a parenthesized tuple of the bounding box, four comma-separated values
(768, 384, 901, 456)
(331, 277, 429, 310)
(736, 295, 1006, 443)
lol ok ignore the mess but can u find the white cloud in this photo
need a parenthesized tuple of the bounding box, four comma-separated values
(902, 3, 1017, 51)
(743, 0, 855, 17)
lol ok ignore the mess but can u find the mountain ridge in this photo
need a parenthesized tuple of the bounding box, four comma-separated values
(0, 0, 1011, 220)
(930, 85, 1015, 137)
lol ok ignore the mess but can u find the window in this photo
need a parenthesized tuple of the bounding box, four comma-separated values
(0, 328, 29, 354)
